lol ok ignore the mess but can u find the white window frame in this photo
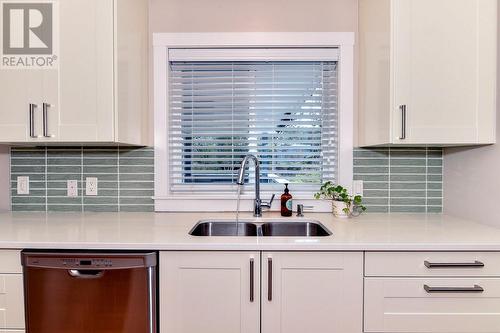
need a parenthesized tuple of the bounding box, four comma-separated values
(153, 32, 354, 212)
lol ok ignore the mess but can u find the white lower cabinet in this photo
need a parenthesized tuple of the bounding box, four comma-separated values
(262, 252, 363, 333)
(365, 277, 500, 333)
(0, 275, 24, 331)
(160, 251, 260, 333)
(0, 251, 24, 331)
(364, 251, 500, 333)
(160, 251, 363, 333)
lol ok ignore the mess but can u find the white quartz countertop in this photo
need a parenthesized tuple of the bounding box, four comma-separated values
(0, 212, 499, 251)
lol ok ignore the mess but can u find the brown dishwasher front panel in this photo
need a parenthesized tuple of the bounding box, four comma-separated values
(22, 251, 157, 333)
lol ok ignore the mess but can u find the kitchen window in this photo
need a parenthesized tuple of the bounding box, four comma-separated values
(154, 33, 354, 211)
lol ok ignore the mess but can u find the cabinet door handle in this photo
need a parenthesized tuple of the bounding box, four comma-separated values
(249, 258, 254, 302)
(268, 257, 273, 302)
(29, 103, 38, 138)
(424, 260, 484, 269)
(42, 103, 52, 138)
(399, 105, 407, 140)
(424, 284, 484, 293)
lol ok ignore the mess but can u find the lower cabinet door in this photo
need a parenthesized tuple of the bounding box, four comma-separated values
(0, 274, 24, 330)
(160, 251, 260, 333)
(365, 277, 500, 333)
(261, 252, 363, 333)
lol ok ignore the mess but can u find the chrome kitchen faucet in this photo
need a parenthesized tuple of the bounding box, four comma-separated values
(236, 154, 275, 217)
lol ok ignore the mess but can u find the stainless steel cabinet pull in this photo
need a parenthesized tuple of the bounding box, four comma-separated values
(399, 105, 407, 140)
(424, 284, 484, 293)
(249, 258, 254, 302)
(424, 260, 484, 269)
(29, 103, 38, 138)
(42, 102, 51, 137)
(268, 257, 273, 301)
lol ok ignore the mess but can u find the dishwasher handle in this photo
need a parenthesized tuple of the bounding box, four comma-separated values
(68, 269, 105, 279)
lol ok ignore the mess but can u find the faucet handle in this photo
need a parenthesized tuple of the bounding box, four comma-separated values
(261, 194, 275, 209)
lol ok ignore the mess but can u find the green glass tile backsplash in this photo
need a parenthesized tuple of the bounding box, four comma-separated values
(11, 147, 154, 212)
(354, 147, 443, 213)
(10, 147, 442, 213)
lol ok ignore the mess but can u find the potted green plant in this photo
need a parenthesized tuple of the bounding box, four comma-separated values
(314, 181, 366, 218)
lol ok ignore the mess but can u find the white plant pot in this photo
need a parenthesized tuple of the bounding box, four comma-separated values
(332, 200, 351, 218)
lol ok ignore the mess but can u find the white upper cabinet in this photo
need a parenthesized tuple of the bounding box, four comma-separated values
(50, 0, 114, 142)
(359, 0, 497, 146)
(0, 71, 42, 142)
(0, 0, 148, 145)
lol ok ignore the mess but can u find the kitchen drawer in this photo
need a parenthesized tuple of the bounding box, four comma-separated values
(0, 252, 21, 274)
(365, 252, 500, 277)
(365, 277, 500, 333)
(0, 274, 24, 330)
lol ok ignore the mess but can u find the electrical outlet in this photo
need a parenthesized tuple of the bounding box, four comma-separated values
(85, 177, 98, 196)
(353, 180, 363, 196)
(17, 176, 29, 195)
(67, 180, 78, 197)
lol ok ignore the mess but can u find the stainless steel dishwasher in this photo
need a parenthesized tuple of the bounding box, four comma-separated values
(21, 251, 157, 333)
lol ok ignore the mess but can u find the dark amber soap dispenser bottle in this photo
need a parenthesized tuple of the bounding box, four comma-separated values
(280, 183, 293, 217)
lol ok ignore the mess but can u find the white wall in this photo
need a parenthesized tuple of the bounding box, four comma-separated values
(443, 3, 500, 225)
(0, 146, 10, 211)
(149, 0, 358, 32)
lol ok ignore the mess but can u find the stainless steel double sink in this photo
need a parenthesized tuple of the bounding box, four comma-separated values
(189, 219, 332, 237)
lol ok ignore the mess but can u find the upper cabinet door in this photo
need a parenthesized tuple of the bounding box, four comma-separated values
(358, 0, 496, 146)
(0, 0, 147, 145)
(0, 70, 43, 142)
(52, 0, 114, 142)
(160, 251, 260, 333)
(392, 0, 497, 145)
(261, 252, 363, 333)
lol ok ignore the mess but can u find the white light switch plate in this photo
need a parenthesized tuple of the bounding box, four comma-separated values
(67, 180, 78, 197)
(17, 176, 29, 195)
(353, 180, 363, 196)
(85, 177, 98, 196)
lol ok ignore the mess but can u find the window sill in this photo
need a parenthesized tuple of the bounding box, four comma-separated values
(153, 195, 333, 212)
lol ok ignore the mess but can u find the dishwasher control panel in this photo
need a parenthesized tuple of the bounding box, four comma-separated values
(21, 251, 157, 270)
(61, 258, 114, 268)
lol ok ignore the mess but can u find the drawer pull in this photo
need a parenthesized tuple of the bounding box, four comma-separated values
(424, 284, 484, 293)
(424, 260, 484, 269)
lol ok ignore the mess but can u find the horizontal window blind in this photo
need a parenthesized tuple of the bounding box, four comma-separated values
(168, 60, 338, 192)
